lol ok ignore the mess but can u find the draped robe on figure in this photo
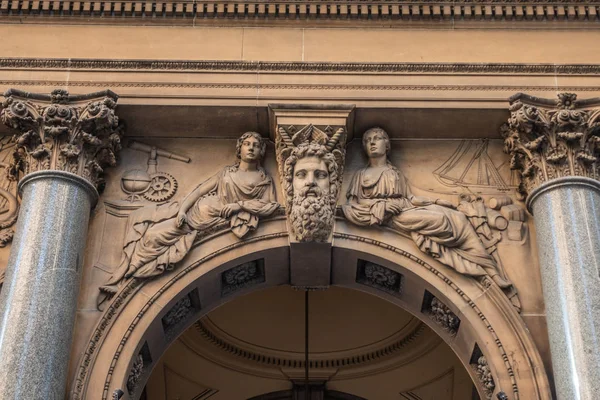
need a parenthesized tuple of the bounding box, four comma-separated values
(102, 166, 279, 289)
(342, 164, 505, 283)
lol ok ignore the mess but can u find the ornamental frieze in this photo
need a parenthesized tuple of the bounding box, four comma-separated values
(91, 129, 525, 313)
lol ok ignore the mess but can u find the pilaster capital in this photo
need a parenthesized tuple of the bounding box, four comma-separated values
(502, 92, 600, 200)
(1, 88, 124, 191)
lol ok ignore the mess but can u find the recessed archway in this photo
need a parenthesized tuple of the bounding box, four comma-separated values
(71, 217, 551, 400)
(144, 285, 474, 399)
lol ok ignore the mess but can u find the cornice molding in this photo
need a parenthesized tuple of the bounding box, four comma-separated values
(1, 0, 599, 25)
(2, 80, 600, 93)
(1, 58, 600, 75)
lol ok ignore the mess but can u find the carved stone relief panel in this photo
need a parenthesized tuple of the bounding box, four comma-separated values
(356, 259, 402, 296)
(422, 291, 461, 337)
(127, 341, 152, 398)
(95, 132, 280, 309)
(221, 259, 266, 296)
(342, 128, 524, 311)
(83, 127, 543, 323)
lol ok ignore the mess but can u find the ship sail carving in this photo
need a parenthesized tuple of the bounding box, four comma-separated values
(433, 139, 516, 193)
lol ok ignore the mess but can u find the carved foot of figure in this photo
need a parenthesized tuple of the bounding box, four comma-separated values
(97, 284, 119, 311)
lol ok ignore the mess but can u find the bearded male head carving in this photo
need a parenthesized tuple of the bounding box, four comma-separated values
(283, 143, 339, 242)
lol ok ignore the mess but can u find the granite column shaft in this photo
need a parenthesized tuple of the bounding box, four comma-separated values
(0, 171, 97, 399)
(528, 177, 600, 400)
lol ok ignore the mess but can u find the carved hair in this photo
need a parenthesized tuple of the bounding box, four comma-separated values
(362, 127, 391, 155)
(236, 131, 267, 162)
(283, 142, 339, 207)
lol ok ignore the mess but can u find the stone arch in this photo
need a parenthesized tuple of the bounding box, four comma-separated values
(71, 217, 551, 400)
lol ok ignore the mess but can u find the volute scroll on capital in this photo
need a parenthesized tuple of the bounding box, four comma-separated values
(1, 88, 124, 191)
(0, 88, 124, 252)
(502, 92, 600, 202)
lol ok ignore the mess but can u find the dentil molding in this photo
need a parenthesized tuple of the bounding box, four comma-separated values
(1, 0, 599, 25)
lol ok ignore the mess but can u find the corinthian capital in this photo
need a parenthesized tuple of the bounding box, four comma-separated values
(502, 93, 600, 198)
(1, 88, 123, 190)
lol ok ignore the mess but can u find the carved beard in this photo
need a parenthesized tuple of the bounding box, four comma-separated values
(289, 186, 334, 242)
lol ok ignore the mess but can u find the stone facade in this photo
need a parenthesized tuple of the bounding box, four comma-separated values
(0, 2, 599, 399)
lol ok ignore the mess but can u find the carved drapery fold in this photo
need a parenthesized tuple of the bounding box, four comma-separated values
(502, 92, 600, 199)
(1, 88, 123, 190)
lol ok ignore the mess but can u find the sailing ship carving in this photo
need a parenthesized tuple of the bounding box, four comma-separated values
(433, 139, 517, 193)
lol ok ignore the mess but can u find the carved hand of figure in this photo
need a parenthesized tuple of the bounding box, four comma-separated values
(434, 199, 456, 209)
(176, 211, 188, 228)
(221, 203, 242, 218)
(384, 201, 402, 215)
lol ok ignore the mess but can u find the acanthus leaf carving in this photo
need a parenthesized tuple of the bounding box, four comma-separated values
(474, 355, 496, 399)
(1, 88, 124, 191)
(424, 294, 461, 337)
(502, 92, 600, 199)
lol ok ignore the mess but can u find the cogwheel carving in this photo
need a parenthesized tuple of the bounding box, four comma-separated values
(143, 172, 177, 202)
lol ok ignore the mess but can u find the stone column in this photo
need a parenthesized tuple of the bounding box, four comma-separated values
(504, 93, 600, 400)
(0, 89, 122, 399)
